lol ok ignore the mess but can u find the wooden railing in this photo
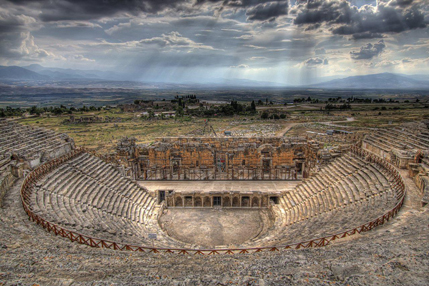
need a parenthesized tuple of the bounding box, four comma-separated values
(20, 146, 406, 254)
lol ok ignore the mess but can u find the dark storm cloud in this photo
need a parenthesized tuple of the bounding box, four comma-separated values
(294, 0, 427, 38)
(0, 7, 37, 33)
(304, 23, 321, 31)
(294, 0, 354, 25)
(197, 0, 289, 21)
(350, 40, 386, 60)
(388, 0, 415, 7)
(6, 0, 190, 21)
(349, 32, 385, 39)
(246, 1, 288, 21)
(196, 0, 274, 8)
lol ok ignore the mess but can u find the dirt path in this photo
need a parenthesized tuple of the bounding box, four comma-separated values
(276, 122, 299, 137)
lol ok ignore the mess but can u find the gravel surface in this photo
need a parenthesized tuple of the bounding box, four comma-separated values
(0, 179, 428, 286)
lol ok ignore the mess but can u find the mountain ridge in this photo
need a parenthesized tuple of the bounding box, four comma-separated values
(0, 66, 49, 80)
(309, 72, 429, 89)
(0, 65, 427, 89)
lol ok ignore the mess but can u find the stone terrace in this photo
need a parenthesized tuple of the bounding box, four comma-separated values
(0, 119, 74, 207)
(24, 147, 403, 250)
(30, 153, 185, 248)
(0, 119, 74, 167)
(0, 175, 427, 285)
(363, 123, 429, 168)
(249, 151, 400, 247)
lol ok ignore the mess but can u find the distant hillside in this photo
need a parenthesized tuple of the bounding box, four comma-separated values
(0, 66, 49, 80)
(310, 73, 429, 89)
(23, 64, 100, 80)
(23, 64, 124, 80)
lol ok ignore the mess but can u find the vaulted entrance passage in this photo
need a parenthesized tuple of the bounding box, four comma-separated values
(159, 208, 268, 248)
(213, 196, 221, 206)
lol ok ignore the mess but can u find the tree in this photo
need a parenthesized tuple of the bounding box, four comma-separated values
(251, 100, 256, 112)
(29, 106, 39, 115)
(261, 111, 269, 119)
(176, 105, 184, 117)
(52, 107, 63, 115)
(221, 105, 235, 116)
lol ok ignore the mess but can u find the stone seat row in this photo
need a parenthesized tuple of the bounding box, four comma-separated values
(283, 153, 385, 204)
(0, 124, 57, 146)
(28, 153, 186, 247)
(0, 126, 68, 158)
(362, 137, 391, 154)
(37, 154, 156, 223)
(0, 133, 65, 154)
(365, 128, 429, 151)
(31, 189, 149, 244)
(387, 128, 429, 149)
(252, 189, 396, 247)
(270, 152, 397, 235)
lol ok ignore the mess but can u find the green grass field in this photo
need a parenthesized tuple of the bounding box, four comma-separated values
(16, 103, 429, 154)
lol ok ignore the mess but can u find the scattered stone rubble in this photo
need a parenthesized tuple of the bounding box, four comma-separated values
(227, 123, 281, 137)
(64, 115, 123, 124)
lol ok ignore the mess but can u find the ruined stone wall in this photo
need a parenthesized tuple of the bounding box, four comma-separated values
(142, 137, 304, 169)
(112, 136, 314, 180)
(156, 137, 299, 147)
(362, 141, 388, 159)
(134, 137, 309, 180)
(229, 149, 260, 167)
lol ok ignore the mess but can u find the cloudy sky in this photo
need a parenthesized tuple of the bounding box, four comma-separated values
(1, 0, 428, 85)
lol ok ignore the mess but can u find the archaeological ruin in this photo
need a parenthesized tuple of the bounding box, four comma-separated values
(117, 137, 316, 182)
(0, 117, 425, 251)
(1, 117, 428, 284)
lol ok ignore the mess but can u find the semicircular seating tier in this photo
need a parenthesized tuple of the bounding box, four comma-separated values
(242, 151, 401, 247)
(30, 152, 185, 248)
(0, 119, 74, 165)
(362, 124, 429, 167)
(27, 148, 403, 250)
(1, 119, 74, 202)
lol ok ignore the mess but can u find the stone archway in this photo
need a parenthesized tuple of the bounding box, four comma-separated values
(251, 197, 259, 207)
(175, 196, 183, 207)
(232, 196, 239, 207)
(241, 196, 250, 207)
(203, 197, 211, 207)
(194, 196, 202, 207)
(184, 196, 193, 207)
(223, 196, 231, 207)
